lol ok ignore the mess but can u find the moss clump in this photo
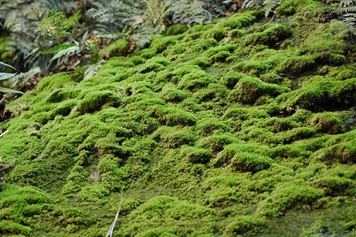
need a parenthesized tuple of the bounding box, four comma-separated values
(159, 84, 188, 103)
(197, 135, 239, 153)
(36, 73, 80, 92)
(228, 29, 245, 39)
(165, 24, 189, 35)
(264, 117, 298, 133)
(51, 99, 77, 117)
(61, 165, 89, 196)
(150, 34, 184, 54)
(316, 141, 356, 164)
(301, 23, 346, 66)
(149, 105, 198, 126)
(203, 27, 227, 42)
(77, 91, 121, 114)
(196, 118, 231, 136)
(123, 196, 216, 236)
(257, 184, 324, 217)
(229, 76, 290, 104)
(219, 12, 256, 30)
(153, 126, 196, 148)
(313, 175, 353, 196)
(180, 146, 212, 164)
(223, 216, 266, 237)
(126, 55, 145, 65)
(193, 83, 228, 103)
(210, 51, 232, 63)
(0, 184, 53, 236)
(220, 72, 247, 89)
(178, 70, 218, 92)
(230, 152, 273, 172)
(99, 38, 127, 58)
(310, 112, 346, 134)
(244, 24, 291, 48)
(46, 88, 80, 103)
(278, 55, 316, 75)
(189, 56, 211, 68)
(277, 77, 356, 112)
(211, 143, 270, 168)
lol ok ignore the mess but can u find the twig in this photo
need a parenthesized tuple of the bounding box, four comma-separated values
(0, 129, 8, 138)
(106, 193, 124, 237)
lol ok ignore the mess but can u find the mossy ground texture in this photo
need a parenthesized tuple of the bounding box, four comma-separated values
(2, 1, 356, 236)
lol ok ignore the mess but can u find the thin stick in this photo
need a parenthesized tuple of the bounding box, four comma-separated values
(0, 130, 8, 138)
(106, 193, 124, 237)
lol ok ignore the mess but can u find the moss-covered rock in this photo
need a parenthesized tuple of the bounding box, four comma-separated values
(2, 3, 356, 236)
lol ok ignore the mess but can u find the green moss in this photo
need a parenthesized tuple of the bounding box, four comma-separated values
(126, 56, 145, 65)
(277, 77, 356, 112)
(123, 196, 216, 236)
(310, 112, 346, 134)
(159, 83, 188, 103)
(264, 117, 299, 133)
(196, 118, 231, 136)
(140, 57, 170, 73)
(197, 135, 239, 153)
(189, 56, 211, 68)
(223, 216, 266, 237)
(230, 152, 273, 172)
(150, 34, 184, 54)
(219, 12, 256, 30)
(228, 29, 245, 39)
(257, 184, 324, 217)
(277, 55, 316, 74)
(316, 141, 356, 164)
(153, 126, 196, 148)
(180, 146, 212, 164)
(46, 88, 80, 103)
(51, 99, 77, 117)
(228, 76, 290, 104)
(210, 51, 232, 63)
(149, 105, 198, 126)
(185, 24, 214, 34)
(99, 38, 127, 58)
(164, 24, 189, 35)
(36, 73, 80, 92)
(134, 48, 157, 59)
(3, 2, 356, 236)
(193, 83, 228, 103)
(301, 23, 346, 66)
(61, 165, 89, 196)
(244, 24, 291, 48)
(77, 91, 121, 114)
(0, 184, 53, 236)
(211, 143, 270, 168)
(203, 27, 227, 42)
(177, 70, 218, 92)
(220, 72, 247, 89)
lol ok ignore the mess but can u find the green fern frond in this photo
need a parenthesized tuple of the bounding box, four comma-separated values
(263, 0, 282, 17)
(340, 0, 356, 35)
(50, 43, 80, 62)
(242, 0, 262, 9)
(83, 59, 105, 80)
(242, 0, 282, 18)
(166, 0, 212, 26)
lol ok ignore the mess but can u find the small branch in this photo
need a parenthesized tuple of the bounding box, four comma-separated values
(0, 130, 8, 138)
(106, 193, 124, 237)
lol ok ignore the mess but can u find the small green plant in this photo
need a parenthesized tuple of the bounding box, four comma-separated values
(243, 0, 282, 18)
(0, 62, 23, 94)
